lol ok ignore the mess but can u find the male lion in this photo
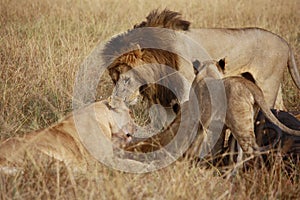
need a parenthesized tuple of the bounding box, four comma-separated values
(104, 37, 193, 109)
(105, 9, 299, 109)
(0, 98, 145, 174)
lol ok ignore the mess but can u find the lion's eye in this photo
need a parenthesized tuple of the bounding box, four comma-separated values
(124, 77, 130, 84)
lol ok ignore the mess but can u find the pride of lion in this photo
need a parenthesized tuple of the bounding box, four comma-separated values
(122, 59, 300, 160)
(1, 9, 299, 174)
(130, 9, 300, 110)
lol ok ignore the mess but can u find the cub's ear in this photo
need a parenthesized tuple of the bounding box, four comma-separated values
(192, 59, 201, 75)
(217, 58, 226, 72)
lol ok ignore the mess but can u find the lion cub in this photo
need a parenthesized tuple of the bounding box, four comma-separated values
(0, 97, 136, 173)
(192, 59, 300, 158)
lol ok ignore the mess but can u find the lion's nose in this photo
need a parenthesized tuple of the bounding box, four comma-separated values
(126, 133, 132, 138)
(125, 133, 133, 143)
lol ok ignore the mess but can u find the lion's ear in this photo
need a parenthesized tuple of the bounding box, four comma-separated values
(121, 44, 143, 63)
(217, 58, 226, 72)
(132, 44, 143, 59)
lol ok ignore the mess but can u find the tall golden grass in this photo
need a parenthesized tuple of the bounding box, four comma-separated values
(0, 0, 299, 199)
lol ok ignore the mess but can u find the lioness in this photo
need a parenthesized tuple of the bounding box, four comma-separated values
(0, 98, 140, 173)
(105, 9, 299, 110)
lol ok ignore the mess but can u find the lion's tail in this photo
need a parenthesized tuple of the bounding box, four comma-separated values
(288, 47, 300, 90)
(245, 79, 300, 136)
(133, 9, 190, 31)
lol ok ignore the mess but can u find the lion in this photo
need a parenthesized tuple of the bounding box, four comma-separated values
(0, 97, 148, 174)
(105, 40, 192, 110)
(193, 59, 300, 157)
(124, 59, 300, 162)
(105, 9, 299, 110)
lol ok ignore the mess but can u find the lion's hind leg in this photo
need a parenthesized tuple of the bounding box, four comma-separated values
(0, 127, 87, 174)
(0, 137, 31, 166)
(225, 97, 260, 178)
(30, 127, 88, 172)
(226, 98, 259, 155)
(0, 131, 46, 174)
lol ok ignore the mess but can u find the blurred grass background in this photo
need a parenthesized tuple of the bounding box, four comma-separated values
(0, 0, 299, 199)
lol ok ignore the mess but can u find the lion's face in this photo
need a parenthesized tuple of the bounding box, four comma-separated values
(111, 73, 141, 105)
(108, 48, 144, 84)
(107, 97, 139, 148)
(108, 97, 137, 130)
(108, 49, 149, 105)
(107, 43, 181, 108)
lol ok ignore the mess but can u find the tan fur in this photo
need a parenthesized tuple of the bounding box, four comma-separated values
(125, 61, 300, 160)
(132, 9, 300, 109)
(193, 76, 300, 155)
(0, 98, 136, 172)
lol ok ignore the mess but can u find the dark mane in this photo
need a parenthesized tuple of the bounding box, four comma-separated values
(134, 9, 190, 31)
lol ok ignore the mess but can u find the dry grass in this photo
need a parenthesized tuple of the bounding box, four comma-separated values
(0, 0, 299, 199)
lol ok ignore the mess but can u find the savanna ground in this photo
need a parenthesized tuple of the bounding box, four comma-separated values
(0, 0, 300, 199)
